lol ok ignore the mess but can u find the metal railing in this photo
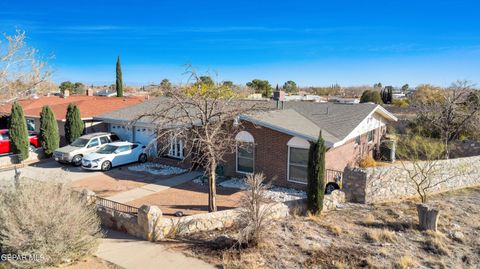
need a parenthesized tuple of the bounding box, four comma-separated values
(95, 196, 139, 216)
(325, 169, 343, 185)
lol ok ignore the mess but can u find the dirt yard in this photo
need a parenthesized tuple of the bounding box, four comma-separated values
(171, 187, 480, 269)
(51, 256, 120, 269)
(127, 181, 244, 216)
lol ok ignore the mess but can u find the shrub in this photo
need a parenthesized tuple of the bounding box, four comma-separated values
(307, 131, 326, 215)
(237, 173, 272, 247)
(392, 99, 409, 108)
(39, 105, 60, 156)
(9, 102, 29, 161)
(0, 177, 101, 268)
(65, 103, 84, 144)
(360, 90, 383, 104)
(358, 155, 377, 168)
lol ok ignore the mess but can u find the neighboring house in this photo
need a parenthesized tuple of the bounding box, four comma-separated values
(94, 97, 397, 189)
(0, 95, 144, 145)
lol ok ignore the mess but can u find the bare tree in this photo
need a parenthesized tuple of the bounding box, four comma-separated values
(412, 80, 480, 158)
(137, 68, 267, 212)
(0, 29, 52, 101)
(396, 135, 447, 203)
(237, 173, 273, 247)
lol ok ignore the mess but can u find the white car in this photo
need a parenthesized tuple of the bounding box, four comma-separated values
(81, 141, 148, 171)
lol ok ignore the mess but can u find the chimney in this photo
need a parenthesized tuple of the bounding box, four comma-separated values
(63, 90, 70, 98)
(86, 88, 94, 96)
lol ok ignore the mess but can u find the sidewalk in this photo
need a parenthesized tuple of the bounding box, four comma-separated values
(96, 230, 216, 269)
(106, 171, 202, 203)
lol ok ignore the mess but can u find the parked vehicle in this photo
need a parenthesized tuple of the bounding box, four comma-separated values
(53, 132, 120, 166)
(81, 141, 147, 171)
(0, 129, 40, 155)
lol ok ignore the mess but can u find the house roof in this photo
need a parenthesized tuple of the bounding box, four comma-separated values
(0, 95, 144, 121)
(94, 97, 397, 147)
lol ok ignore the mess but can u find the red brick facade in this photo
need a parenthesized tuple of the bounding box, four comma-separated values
(223, 121, 386, 190)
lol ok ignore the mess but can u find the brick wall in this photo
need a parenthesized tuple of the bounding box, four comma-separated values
(223, 121, 385, 190)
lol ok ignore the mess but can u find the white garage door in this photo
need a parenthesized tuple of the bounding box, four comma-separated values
(134, 127, 157, 157)
(110, 124, 132, 141)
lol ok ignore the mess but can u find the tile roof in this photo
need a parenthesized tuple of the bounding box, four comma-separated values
(0, 95, 144, 120)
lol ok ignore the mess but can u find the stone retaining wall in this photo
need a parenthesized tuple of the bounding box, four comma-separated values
(86, 189, 290, 241)
(343, 156, 480, 204)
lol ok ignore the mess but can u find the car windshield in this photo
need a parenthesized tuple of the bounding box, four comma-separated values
(96, 145, 118, 154)
(71, 138, 89, 147)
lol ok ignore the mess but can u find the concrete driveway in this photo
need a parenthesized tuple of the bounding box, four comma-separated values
(0, 158, 102, 184)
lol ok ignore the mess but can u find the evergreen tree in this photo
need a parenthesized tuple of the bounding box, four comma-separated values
(116, 56, 124, 97)
(307, 131, 326, 214)
(360, 90, 383, 104)
(9, 102, 29, 161)
(39, 105, 59, 156)
(64, 104, 84, 144)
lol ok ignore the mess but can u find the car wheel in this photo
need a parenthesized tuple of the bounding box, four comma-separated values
(72, 155, 82, 166)
(138, 153, 147, 163)
(101, 161, 112, 171)
(325, 183, 340, 194)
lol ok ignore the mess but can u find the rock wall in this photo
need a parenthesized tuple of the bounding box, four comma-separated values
(343, 156, 480, 204)
(0, 149, 44, 169)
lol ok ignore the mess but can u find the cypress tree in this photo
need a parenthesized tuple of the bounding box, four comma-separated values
(116, 56, 124, 97)
(9, 102, 29, 161)
(39, 105, 60, 156)
(64, 104, 84, 144)
(307, 131, 326, 215)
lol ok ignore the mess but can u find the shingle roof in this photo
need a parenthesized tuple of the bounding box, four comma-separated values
(94, 97, 396, 145)
(0, 96, 144, 120)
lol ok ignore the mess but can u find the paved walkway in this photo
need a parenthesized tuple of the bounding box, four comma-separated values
(96, 230, 216, 269)
(107, 171, 203, 203)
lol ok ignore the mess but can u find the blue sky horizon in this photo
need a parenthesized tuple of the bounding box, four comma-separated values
(1, 0, 479, 87)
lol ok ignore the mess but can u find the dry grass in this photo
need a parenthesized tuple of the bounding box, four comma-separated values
(358, 155, 377, 168)
(396, 255, 416, 269)
(323, 223, 343, 236)
(365, 228, 397, 243)
(364, 213, 377, 225)
(424, 231, 450, 256)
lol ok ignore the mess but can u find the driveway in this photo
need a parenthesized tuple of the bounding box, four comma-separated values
(96, 229, 216, 269)
(0, 158, 100, 184)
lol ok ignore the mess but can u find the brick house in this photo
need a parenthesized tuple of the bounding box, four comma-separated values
(95, 98, 397, 190)
(0, 94, 144, 145)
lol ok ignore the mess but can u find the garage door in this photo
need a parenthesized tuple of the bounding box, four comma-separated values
(134, 127, 157, 157)
(110, 124, 132, 141)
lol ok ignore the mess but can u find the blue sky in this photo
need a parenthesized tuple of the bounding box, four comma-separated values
(1, 0, 479, 87)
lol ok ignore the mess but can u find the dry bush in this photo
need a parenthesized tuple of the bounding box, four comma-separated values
(364, 213, 377, 225)
(358, 155, 377, 168)
(0, 177, 101, 268)
(237, 173, 273, 247)
(424, 231, 450, 255)
(365, 228, 397, 243)
(392, 99, 409, 108)
(396, 255, 416, 269)
(324, 224, 343, 236)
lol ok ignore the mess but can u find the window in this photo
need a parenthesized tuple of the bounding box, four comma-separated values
(87, 138, 99, 148)
(116, 145, 130, 153)
(367, 130, 374, 142)
(26, 119, 35, 132)
(235, 131, 255, 174)
(287, 137, 310, 184)
(288, 147, 309, 183)
(168, 136, 184, 159)
(100, 136, 109, 144)
(237, 142, 254, 173)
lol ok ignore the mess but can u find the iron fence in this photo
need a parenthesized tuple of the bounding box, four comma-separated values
(325, 169, 343, 185)
(95, 196, 139, 216)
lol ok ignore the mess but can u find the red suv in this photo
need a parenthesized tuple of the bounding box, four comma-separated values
(0, 129, 41, 154)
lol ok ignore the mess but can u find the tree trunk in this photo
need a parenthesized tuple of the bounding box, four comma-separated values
(208, 159, 217, 212)
(416, 204, 440, 231)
